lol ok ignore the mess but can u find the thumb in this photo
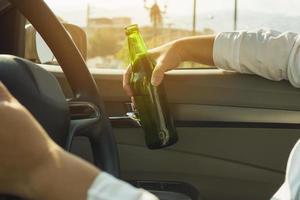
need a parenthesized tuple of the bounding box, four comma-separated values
(151, 64, 165, 86)
(0, 82, 13, 102)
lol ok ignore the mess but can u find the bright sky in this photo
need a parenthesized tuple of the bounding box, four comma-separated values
(44, 0, 300, 30)
(44, 0, 300, 14)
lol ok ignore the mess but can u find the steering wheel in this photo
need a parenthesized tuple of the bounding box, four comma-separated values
(0, 0, 120, 198)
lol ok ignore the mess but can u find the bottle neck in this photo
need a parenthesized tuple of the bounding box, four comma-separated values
(127, 32, 148, 63)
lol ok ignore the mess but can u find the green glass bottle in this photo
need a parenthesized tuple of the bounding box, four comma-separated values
(125, 24, 178, 149)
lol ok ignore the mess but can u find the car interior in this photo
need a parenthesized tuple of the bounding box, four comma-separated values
(1, 0, 300, 200)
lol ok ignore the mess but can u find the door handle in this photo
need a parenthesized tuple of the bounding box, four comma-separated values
(109, 102, 141, 127)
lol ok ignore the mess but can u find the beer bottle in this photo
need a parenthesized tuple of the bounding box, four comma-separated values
(125, 24, 178, 149)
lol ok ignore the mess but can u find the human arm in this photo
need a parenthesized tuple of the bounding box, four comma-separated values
(123, 29, 300, 96)
(123, 35, 215, 95)
(0, 82, 99, 199)
(0, 82, 157, 200)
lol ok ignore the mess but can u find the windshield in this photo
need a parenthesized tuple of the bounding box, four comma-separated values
(44, 0, 300, 69)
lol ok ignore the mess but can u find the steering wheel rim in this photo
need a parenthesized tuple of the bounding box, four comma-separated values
(7, 0, 120, 177)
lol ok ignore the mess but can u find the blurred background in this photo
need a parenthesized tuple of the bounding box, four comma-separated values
(43, 0, 300, 69)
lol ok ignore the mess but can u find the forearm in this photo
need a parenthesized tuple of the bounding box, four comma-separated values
(172, 30, 300, 89)
(0, 91, 99, 200)
(30, 147, 99, 200)
(30, 147, 158, 200)
(148, 30, 300, 88)
(146, 35, 216, 86)
(175, 35, 216, 66)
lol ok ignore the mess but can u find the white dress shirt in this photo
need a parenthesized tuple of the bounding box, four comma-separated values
(213, 29, 300, 87)
(214, 29, 300, 200)
(88, 172, 158, 200)
(272, 140, 300, 200)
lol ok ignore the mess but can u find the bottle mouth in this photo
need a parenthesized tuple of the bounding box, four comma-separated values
(125, 24, 139, 35)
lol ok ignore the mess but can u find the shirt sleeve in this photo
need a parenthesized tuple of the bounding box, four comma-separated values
(87, 172, 159, 200)
(213, 29, 300, 87)
(271, 140, 300, 200)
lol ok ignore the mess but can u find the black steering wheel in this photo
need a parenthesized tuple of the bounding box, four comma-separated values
(0, 0, 119, 198)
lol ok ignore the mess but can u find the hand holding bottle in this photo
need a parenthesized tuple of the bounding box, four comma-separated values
(123, 40, 183, 96)
(124, 24, 178, 149)
(123, 35, 215, 97)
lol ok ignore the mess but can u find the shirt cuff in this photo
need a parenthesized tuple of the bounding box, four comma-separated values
(87, 172, 159, 200)
(213, 31, 245, 71)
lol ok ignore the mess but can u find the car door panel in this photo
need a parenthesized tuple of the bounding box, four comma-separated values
(46, 66, 300, 111)
(46, 66, 300, 200)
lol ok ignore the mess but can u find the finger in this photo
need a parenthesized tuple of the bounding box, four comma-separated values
(131, 96, 136, 111)
(151, 63, 165, 86)
(123, 65, 133, 96)
(0, 82, 13, 102)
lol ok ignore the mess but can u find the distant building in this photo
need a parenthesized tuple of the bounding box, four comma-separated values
(112, 17, 132, 27)
(87, 17, 131, 29)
